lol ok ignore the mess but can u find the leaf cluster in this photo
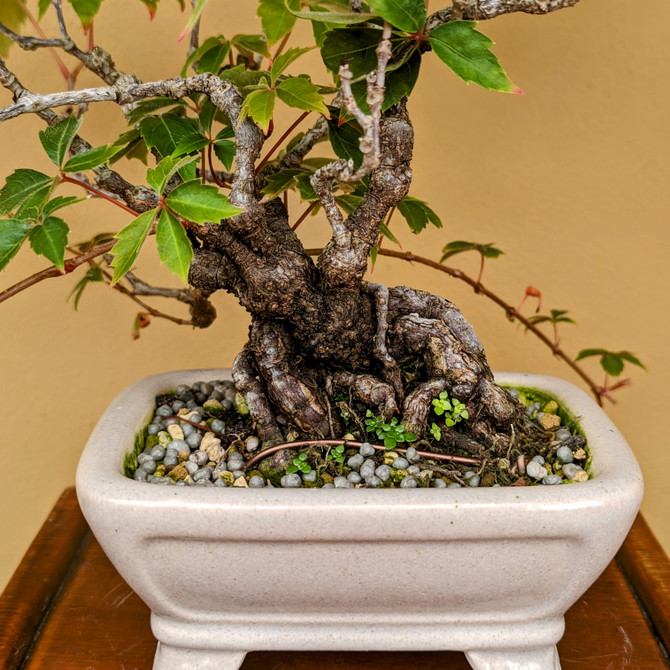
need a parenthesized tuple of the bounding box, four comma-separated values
(576, 349, 646, 378)
(364, 411, 416, 450)
(286, 451, 312, 474)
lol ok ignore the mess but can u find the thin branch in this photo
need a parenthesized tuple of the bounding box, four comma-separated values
(0, 22, 64, 50)
(0, 240, 116, 305)
(273, 115, 329, 173)
(256, 111, 310, 174)
(305, 247, 604, 404)
(188, 0, 201, 56)
(291, 201, 318, 231)
(426, 0, 581, 34)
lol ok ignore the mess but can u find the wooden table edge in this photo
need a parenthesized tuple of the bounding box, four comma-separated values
(0, 488, 89, 670)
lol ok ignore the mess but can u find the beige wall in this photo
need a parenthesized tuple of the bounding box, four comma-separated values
(1, 1, 668, 589)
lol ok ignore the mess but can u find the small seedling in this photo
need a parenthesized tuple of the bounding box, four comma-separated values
(430, 422, 442, 441)
(432, 391, 469, 427)
(365, 411, 417, 450)
(286, 451, 312, 475)
(326, 443, 345, 465)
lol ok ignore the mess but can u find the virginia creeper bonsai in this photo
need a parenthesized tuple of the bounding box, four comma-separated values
(0, 0, 645, 462)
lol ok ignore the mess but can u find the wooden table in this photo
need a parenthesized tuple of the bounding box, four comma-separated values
(1, 488, 669, 670)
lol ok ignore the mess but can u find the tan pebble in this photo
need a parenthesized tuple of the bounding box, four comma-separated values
(203, 399, 223, 411)
(157, 431, 171, 446)
(574, 449, 587, 460)
(168, 424, 185, 440)
(168, 464, 189, 481)
(184, 474, 194, 483)
(200, 432, 224, 461)
(178, 450, 190, 461)
(383, 451, 399, 465)
(220, 471, 235, 486)
(571, 470, 589, 482)
(233, 476, 249, 488)
(540, 414, 561, 430)
(177, 408, 190, 416)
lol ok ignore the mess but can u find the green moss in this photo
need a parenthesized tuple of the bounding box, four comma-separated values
(124, 423, 148, 477)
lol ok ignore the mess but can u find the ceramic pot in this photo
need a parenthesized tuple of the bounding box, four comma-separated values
(76, 370, 643, 670)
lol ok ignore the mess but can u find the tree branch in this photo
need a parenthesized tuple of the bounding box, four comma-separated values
(426, 0, 581, 33)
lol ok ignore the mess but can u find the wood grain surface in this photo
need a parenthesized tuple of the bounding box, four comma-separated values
(2, 488, 669, 669)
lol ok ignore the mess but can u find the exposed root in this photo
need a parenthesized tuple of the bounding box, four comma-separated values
(332, 371, 397, 420)
(401, 378, 447, 436)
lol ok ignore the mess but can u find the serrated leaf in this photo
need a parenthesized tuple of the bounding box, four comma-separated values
(111, 135, 149, 165)
(156, 208, 193, 282)
(65, 0, 103, 28)
(0, 169, 55, 215)
(29, 216, 69, 269)
(0, 219, 31, 271)
(261, 169, 304, 197)
(43, 196, 85, 218)
(440, 241, 503, 263)
(125, 97, 187, 125)
(68, 265, 104, 310)
(63, 144, 121, 172)
(275, 77, 329, 115)
(258, 0, 299, 46)
(39, 116, 82, 167)
(271, 47, 313, 84)
(231, 33, 271, 59)
(0, 1, 28, 57)
(179, 0, 210, 40)
(139, 114, 201, 158)
(379, 222, 398, 245)
(397, 195, 442, 234)
(213, 140, 236, 170)
(289, 5, 376, 25)
(240, 88, 276, 133)
(182, 36, 223, 76)
(576, 348, 610, 361)
(327, 107, 363, 167)
(110, 208, 158, 283)
(367, 0, 425, 33)
(428, 21, 519, 93)
(165, 181, 242, 223)
(146, 155, 199, 195)
(138, 0, 159, 19)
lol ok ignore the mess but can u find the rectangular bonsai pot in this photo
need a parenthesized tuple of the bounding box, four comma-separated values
(76, 370, 643, 670)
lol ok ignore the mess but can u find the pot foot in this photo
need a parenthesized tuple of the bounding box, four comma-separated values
(152, 643, 247, 670)
(465, 645, 561, 670)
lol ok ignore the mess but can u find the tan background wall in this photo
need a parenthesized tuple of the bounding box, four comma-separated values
(0, 0, 668, 590)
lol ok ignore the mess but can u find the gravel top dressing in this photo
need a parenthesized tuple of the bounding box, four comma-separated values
(125, 380, 591, 489)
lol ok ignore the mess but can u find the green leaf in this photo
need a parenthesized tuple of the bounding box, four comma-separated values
(275, 77, 329, 115)
(440, 240, 503, 263)
(180, 0, 210, 39)
(428, 21, 520, 93)
(384, 435, 396, 449)
(257, 0, 299, 46)
(327, 107, 363, 167)
(617, 352, 647, 371)
(182, 36, 222, 76)
(321, 27, 381, 78)
(110, 208, 158, 283)
(146, 155, 199, 195)
(68, 265, 104, 310)
(39, 116, 82, 167)
(156, 208, 193, 282)
(196, 37, 231, 74)
(63, 144, 121, 172)
(294, 174, 318, 201)
(29, 216, 69, 270)
(0, 169, 55, 215)
(379, 222, 398, 245)
(0, 219, 31, 271)
(367, 0, 425, 33)
(397, 195, 442, 234)
(165, 181, 242, 223)
(575, 348, 610, 361)
(335, 194, 363, 214)
(125, 97, 187, 125)
(43, 196, 84, 218)
(271, 46, 313, 84)
(65, 0, 104, 27)
(231, 33, 271, 59)
(139, 114, 201, 158)
(261, 169, 304, 197)
(601, 354, 624, 377)
(172, 133, 209, 157)
(0, 1, 27, 57)
(38, 0, 52, 20)
(219, 65, 272, 97)
(289, 5, 376, 25)
(240, 88, 276, 133)
(213, 140, 237, 170)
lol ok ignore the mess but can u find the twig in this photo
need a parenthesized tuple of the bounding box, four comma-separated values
(291, 201, 318, 231)
(244, 439, 481, 471)
(256, 111, 310, 174)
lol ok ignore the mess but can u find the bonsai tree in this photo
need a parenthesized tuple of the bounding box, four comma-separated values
(0, 0, 644, 462)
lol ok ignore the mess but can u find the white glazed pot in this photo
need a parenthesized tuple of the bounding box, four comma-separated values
(76, 370, 643, 670)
